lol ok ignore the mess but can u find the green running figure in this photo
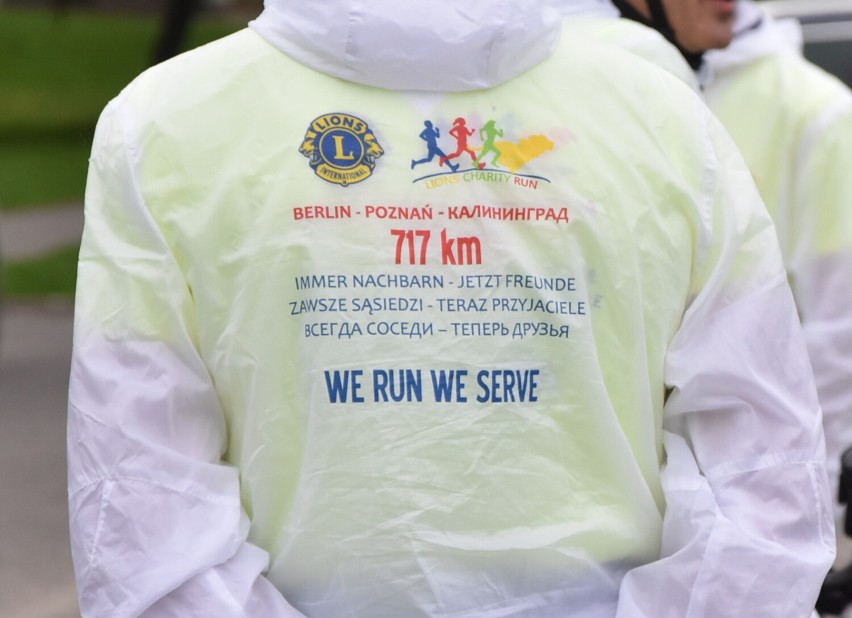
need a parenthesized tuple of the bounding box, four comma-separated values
(474, 119, 503, 168)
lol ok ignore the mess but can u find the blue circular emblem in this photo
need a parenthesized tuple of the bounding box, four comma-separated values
(299, 113, 384, 187)
(319, 129, 365, 170)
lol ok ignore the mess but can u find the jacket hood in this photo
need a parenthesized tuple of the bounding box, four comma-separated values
(249, 0, 563, 92)
(701, 0, 803, 84)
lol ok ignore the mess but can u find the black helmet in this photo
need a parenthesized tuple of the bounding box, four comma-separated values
(611, 0, 705, 70)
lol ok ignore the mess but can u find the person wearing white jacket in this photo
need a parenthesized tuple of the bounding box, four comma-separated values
(68, 0, 834, 616)
(615, 0, 852, 515)
(701, 2, 852, 522)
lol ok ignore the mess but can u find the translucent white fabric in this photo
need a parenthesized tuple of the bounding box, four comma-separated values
(69, 4, 833, 617)
(558, 13, 698, 89)
(703, 1, 852, 511)
(249, 0, 562, 92)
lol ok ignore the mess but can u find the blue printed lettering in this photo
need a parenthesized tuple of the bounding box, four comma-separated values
(430, 369, 469, 403)
(373, 369, 424, 402)
(324, 370, 365, 403)
(476, 369, 540, 403)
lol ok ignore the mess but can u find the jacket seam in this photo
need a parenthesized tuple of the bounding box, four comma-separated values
(694, 94, 716, 292)
(703, 455, 825, 483)
(484, 0, 508, 87)
(82, 478, 112, 582)
(808, 462, 838, 554)
(343, 0, 358, 76)
(683, 505, 718, 618)
(110, 94, 194, 295)
(789, 97, 852, 268)
(68, 474, 241, 505)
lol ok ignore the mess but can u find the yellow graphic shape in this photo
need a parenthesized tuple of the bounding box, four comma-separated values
(493, 135, 555, 174)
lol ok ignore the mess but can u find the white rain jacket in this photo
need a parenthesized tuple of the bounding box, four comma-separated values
(68, 1, 834, 616)
(550, 0, 698, 90)
(703, 1, 852, 509)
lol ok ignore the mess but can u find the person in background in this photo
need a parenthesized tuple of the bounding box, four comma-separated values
(701, 0, 852, 523)
(614, 0, 852, 548)
(611, 0, 738, 69)
(67, 0, 834, 615)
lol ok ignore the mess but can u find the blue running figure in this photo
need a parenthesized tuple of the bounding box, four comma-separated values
(411, 120, 459, 172)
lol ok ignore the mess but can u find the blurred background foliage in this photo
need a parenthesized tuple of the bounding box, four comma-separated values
(0, 3, 251, 210)
(0, 1, 255, 297)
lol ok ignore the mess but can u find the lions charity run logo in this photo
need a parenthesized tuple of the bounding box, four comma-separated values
(300, 113, 384, 187)
(411, 116, 555, 189)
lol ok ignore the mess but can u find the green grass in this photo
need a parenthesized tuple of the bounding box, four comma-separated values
(2, 243, 80, 298)
(0, 7, 246, 297)
(0, 7, 243, 210)
(0, 130, 93, 208)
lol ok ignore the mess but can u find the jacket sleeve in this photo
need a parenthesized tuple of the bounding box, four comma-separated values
(615, 108, 835, 617)
(790, 100, 852, 504)
(67, 101, 307, 617)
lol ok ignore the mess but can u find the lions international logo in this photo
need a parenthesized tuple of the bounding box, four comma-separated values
(300, 113, 384, 187)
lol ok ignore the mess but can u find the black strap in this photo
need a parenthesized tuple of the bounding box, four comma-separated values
(611, 0, 705, 71)
(646, 0, 669, 28)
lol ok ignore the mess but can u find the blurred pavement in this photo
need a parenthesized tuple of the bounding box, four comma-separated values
(1, 203, 83, 617)
(0, 203, 84, 260)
